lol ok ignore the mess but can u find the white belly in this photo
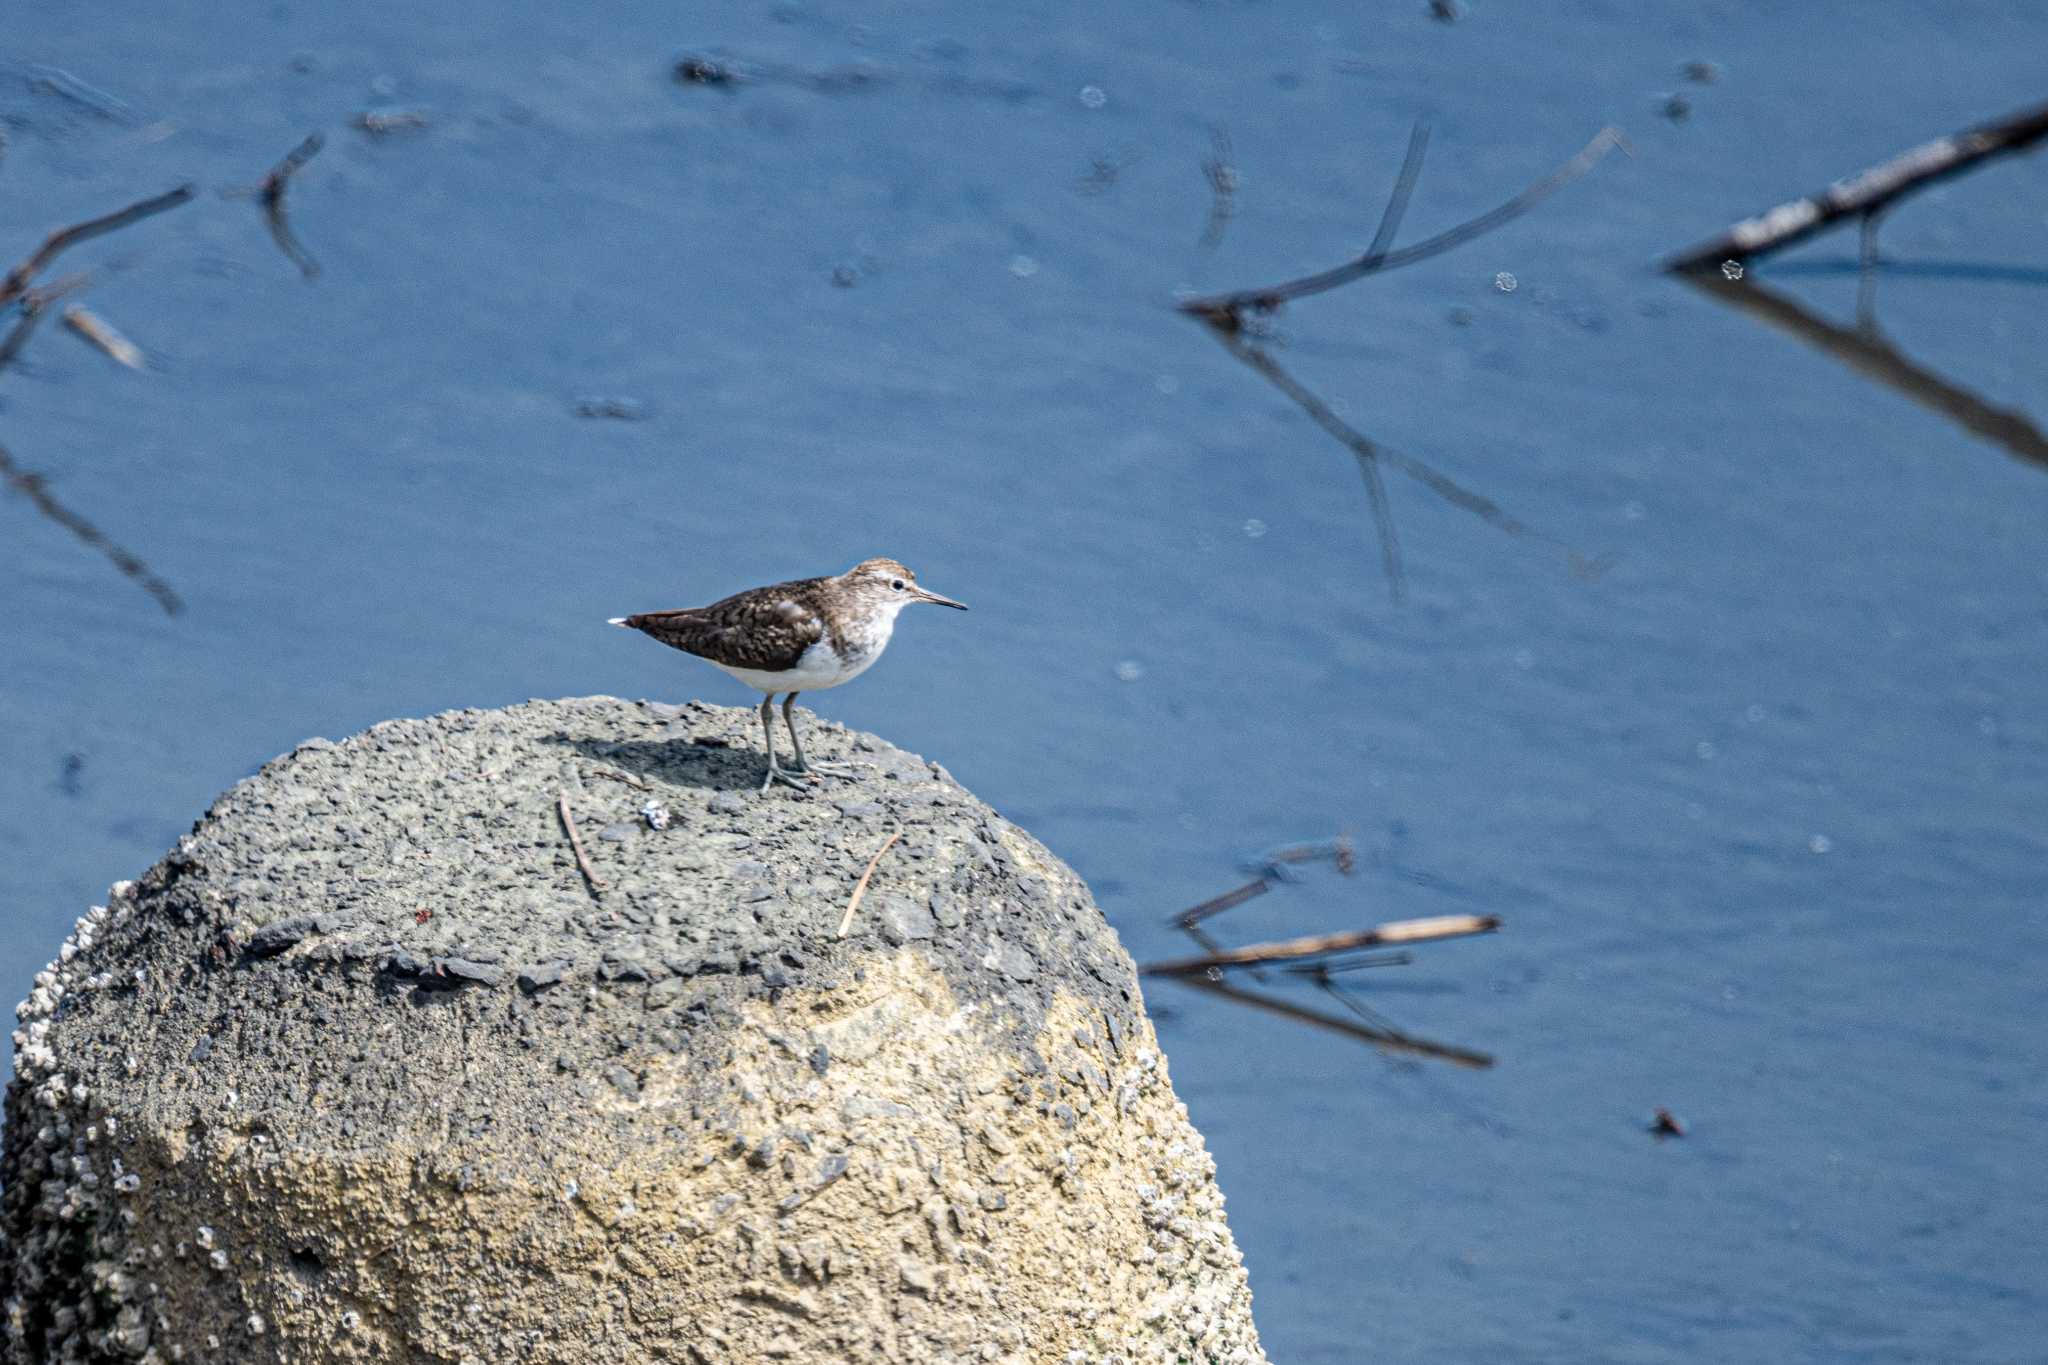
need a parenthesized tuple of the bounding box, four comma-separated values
(712, 638, 880, 694)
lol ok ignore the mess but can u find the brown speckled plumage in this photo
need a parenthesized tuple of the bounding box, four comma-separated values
(610, 558, 967, 792)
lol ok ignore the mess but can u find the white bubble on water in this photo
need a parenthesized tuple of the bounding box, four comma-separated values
(1242, 518, 1267, 539)
(1808, 834, 1832, 854)
(1721, 260, 1744, 281)
(1114, 660, 1144, 682)
(1008, 254, 1039, 279)
(1078, 84, 1107, 108)
(1493, 271, 1518, 293)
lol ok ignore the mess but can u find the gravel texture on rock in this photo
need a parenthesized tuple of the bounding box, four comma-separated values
(0, 696, 1268, 1364)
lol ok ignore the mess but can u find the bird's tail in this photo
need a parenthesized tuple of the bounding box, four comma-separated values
(607, 616, 632, 628)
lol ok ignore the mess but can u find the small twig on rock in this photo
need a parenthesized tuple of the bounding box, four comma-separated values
(61, 305, 144, 369)
(557, 793, 606, 895)
(0, 184, 194, 310)
(1140, 913, 1500, 976)
(1665, 98, 2048, 273)
(837, 828, 901, 938)
(585, 766, 649, 792)
(0, 440, 183, 614)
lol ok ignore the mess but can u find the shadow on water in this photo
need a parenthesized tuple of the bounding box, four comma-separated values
(1679, 271, 2048, 471)
(1768, 257, 2048, 287)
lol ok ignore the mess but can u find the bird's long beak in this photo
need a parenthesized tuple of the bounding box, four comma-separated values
(913, 585, 968, 610)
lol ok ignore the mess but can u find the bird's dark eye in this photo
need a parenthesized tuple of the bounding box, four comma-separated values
(891, 579, 905, 591)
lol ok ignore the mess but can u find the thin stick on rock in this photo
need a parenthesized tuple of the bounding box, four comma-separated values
(557, 793, 606, 894)
(1140, 913, 1500, 976)
(0, 440, 182, 614)
(1665, 99, 2048, 273)
(0, 184, 195, 309)
(837, 828, 901, 938)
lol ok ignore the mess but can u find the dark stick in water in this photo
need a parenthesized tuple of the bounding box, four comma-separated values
(1665, 98, 2048, 273)
(0, 441, 183, 615)
(0, 185, 194, 309)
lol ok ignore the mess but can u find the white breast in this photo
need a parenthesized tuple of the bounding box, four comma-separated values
(712, 626, 891, 694)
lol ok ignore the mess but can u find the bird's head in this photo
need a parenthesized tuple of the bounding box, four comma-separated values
(838, 558, 968, 616)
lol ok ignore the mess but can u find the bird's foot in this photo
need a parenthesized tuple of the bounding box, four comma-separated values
(759, 764, 811, 793)
(788, 759, 855, 779)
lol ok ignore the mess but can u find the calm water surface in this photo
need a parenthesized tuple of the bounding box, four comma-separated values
(4, 3, 2045, 1360)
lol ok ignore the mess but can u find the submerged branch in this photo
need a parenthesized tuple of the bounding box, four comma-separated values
(0, 185, 194, 310)
(0, 441, 183, 614)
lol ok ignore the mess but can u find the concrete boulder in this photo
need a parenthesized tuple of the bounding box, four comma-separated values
(1, 697, 1267, 1364)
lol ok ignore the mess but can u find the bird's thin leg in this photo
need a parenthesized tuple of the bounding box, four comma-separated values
(782, 693, 852, 778)
(758, 694, 805, 792)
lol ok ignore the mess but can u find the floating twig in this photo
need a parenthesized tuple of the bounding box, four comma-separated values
(1665, 99, 2048, 273)
(24, 65, 138, 125)
(253, 133, 324, 279)
(837, 828, 901, 938)
(1179, 125, 1626, 333)
(0, 273, 93, 374)
(61, 305, 144, 369)
(1172, 876, 1270, 928)
(1169, 973, 1493, 1068)
(0, 440, 183, 614)
(1257, 834, 1358, 877)
(1676, 270, 2048, 472)
(0, 184, 194, 310)
(1140, 913, 1500, 976)
(1198, 126, 1237, 252)
(351, 110, 429, 137)
(1649, 1107, 1686, 1139)
(557, 793, 606, 895)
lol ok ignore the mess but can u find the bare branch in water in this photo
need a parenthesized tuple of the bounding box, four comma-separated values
(1172, 877, 1271, 928)
(1199, 126, 1238, 252)
(1666, 99, 2048, 273)
(1140, 913, 1500, 976)
(0, 441, 183, 614)
(0, 273, 93, 374)
(1179, 126, 1626, 332)
(1167, 973, 1494, 1068)
(243, 133, 325, 279)
(61, 305, 145, 370)
(0, 184, 195, 310)
(1677, 270, 2048, 472)
(1215, 330, 1606, 596)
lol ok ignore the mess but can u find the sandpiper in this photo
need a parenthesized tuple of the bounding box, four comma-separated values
(610, 558, 967, 792)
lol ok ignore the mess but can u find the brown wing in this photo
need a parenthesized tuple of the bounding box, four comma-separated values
(619, 581, 826, 672)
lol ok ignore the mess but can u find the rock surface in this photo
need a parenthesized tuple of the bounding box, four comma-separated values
(0, 697, 1268, 1364)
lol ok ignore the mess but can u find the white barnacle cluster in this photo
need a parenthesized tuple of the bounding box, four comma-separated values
(0, 881, 198, 1364)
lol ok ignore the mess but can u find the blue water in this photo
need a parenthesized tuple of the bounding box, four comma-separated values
(5, 4, 2046, 1360)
